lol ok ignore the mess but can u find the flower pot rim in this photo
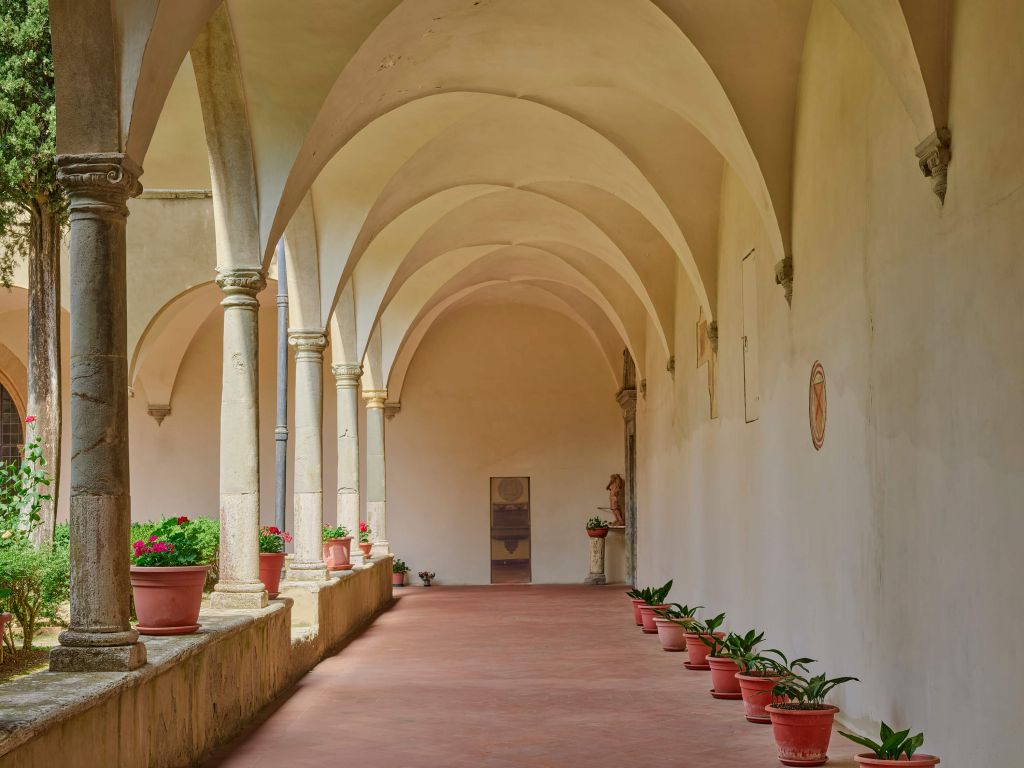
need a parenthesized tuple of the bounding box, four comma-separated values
(639, 603, 669, 610)
(129, 564, 210, 572)
(259, 551, 286, 557)
(766, 703, 840, 715)
(735, 671, 783, 681)
(323, 536, 352, 542)
(684, 630, 725, 639)
(707, 655, 740, 667)
(854, 754, 940, 766)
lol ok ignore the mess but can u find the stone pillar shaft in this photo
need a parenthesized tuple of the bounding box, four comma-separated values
(286, 331, 329, 581)
(585, 536, 608, 585)
(333, 364, 362, 562)
(211, 268, 268, 609)
(363, 389, 389, 556)
(50, 153, 146, 671)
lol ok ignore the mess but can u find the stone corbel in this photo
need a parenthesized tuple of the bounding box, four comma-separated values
(774, 256, 794, 306)
(147, 404, 171, 425)
(915, 128, 951, 203)
(707, 321, 719, 354)
(666, 355, 675, 374)
(384, 401, 401, 420)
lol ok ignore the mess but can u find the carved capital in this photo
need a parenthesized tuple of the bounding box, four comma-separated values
(289, 329, 328, 362)
(915, 128, 951, 203)
(332, 363, 363, 385)
(707, 321, 719, 354)
(362, 389, 387, 408)
(774, 256, 794, 307)
(147, 404, 171, 426)
(616, 387, 637, 421)
(217, 267, 266, 310)
(56, 153, 143, 220)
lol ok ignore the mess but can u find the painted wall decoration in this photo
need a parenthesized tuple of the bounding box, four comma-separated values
(490, 477, 531, 583)
(809, 361, 827, 450)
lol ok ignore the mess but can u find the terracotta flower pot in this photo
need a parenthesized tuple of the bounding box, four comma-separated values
(854, 755, 940, 767)
(630, 598, 644, 626)
(359, 541, 373, 558)
(587, 527, 609, 538)
(322, 537, 353, 571)
(259, 552, 286, 598)
(707, 656, 742, 698)
(653, 617, 688, 650)
(736, 672, 784, 723)
(392, 571, 407, 586)
(130, 565, 208, 636)
(638, 604, 668, 633)
(683, 631, 724, 669)
(766, 704, 840, 767)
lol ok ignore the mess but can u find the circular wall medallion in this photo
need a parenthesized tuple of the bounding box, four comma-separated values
(809, 361, 827, 450)
(497, 477, 525, 502)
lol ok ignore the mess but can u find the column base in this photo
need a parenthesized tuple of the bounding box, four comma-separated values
(49, 641, 147, 672)
(371, 540, 390, 558)
(210, 588, 269, 610)
(584, 573, 608, 586)
(285, 565, 329, 583)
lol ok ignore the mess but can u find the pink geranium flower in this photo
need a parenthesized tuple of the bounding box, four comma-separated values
(24, 415, 35, 424)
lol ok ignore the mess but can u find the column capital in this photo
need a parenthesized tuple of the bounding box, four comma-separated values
(332, 363, 362, 383)
(363, 389, 387, 408)
(915, 127, 951, 203)
(216, 267, 266, 309)
(289, 329, 328, 360)
(56, 153, 143, 219)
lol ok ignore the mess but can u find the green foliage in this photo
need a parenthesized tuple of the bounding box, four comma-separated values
(839, 723, 925, 760)
(392, 557, 410, 574)
(625, 579, 673, 606)
(0, 425, 51, 550)
(0, 0, 65, 286)
(322, 523, 350, 542)
(771, 669, 859, 708)
(688, 610, 726, 635)
(655, 602, 702, 625)
(259, 525, 291, 553)
(710, 627, 764, 659)
(130, 516, 216, 567)
(732, 647, 814, 677)
(585, 516, 609, 530)
(0, 537, 68, 650)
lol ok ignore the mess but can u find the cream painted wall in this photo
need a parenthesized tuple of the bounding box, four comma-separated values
(386, 299, 623, 585)
(635, 3, 1024, 766)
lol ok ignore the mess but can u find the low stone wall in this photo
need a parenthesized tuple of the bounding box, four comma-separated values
(0, 558, 393, 768)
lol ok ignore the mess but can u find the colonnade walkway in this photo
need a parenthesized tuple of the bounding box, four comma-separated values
(205, 585, 861, 767)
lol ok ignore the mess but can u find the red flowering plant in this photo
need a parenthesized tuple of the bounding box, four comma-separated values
(358, 521, 372, 544)
(130, 516, 206, 567)
(322, 523, 349, 542)
(259, 526, 292, 553)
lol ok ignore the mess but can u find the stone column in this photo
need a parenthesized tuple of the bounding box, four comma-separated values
(333, 364, 362, 565)
(584, 536, 607, 585)
(210, 267, 268, 609)
(363, 389, 390, 557)
(49, 153, 147, 672)
(286, 331, 329, 582)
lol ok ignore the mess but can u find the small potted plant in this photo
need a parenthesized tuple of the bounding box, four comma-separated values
(707, 628, 764, 699)
(735, 650, 812, 724)
(766, 670, 859, 766)
(259, 525, 292, 597)
(129, 515, 210, 635)
(358, 521, 373, 559)
(636, 579, 673, 633)
(322, 523, 352, 571)
(625, 586, 649, 626)
(653, 603, 701, 651)
(585, 516, 610, 538)
(683, 611, 726, 669)
(392, 557, 410, 586)
(839, 723, 939, 766)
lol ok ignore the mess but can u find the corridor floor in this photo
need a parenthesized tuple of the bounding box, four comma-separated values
(206, 586, 861, 767)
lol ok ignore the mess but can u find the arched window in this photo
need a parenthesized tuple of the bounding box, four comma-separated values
(0, 383, 23, 465)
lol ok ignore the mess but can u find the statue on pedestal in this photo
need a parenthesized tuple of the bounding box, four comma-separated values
(606, 473, 625, 526)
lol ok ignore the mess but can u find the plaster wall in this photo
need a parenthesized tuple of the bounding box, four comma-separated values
(386, 300, 624, 585)
(634, 3, 1024, 766)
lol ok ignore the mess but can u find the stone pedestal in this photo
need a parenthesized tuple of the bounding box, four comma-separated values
(363, 389, 390, 556)
(49, 153, 147, 671)
(584, 535, 607, 585)
(286, 331, 329, 582)
(211, 267, 268, 610)
(333, 363, 363, 566)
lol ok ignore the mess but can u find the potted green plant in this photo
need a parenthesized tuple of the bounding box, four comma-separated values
(707, 628, 764, 699)
(653, 603, 701, 651)
(766, 670, 859, 766)
(129, 515, 211, 635)
(624, 586, 649, 626)
(735, 650, 813, 724)
(839, 723, 939, 766)
(683, 611, 725, 669)
(392, 557, 410, 586)
(635, 579, 673, 633)
(322, 523, 352, 571)
(258, 526, 291, 597)
(358, 521, 373, 558)
(585, 516, 610, 538)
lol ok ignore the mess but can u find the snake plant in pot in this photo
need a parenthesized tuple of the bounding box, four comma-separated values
(766, 669, 859, 766)
(683, 611, 725, 669)
(839, 723, 939, 767)
(706, 628, 763, 699)
(653, 603, 701, 651)
(626, 580, 673, 633)
(734, 650, 813, 724)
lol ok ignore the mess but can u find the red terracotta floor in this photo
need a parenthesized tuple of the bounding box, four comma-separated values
(205, 586, 860, 768)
